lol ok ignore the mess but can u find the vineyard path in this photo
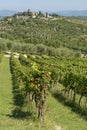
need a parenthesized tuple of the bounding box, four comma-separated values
(0, 57, 14, 129)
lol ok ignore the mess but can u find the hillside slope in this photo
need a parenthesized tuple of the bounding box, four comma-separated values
(0, 11, 87, 53)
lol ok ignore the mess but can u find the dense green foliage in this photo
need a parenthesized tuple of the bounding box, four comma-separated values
(12, 54, 87, 125)
(27, 54, 87, 108)
(10, 54, 55, 125)
(0, 10, 87, 53)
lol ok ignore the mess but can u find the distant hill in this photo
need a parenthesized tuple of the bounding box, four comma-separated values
(0, 10, 87, 53)
(0, 10, 16, 17)
(58, 10, 87, 16)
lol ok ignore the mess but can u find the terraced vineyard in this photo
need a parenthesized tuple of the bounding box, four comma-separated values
(0, 54, 87, 130)
(10, 54, 87, 119)
(19, 54, 87, 109)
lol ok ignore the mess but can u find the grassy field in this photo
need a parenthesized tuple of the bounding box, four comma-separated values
(0, 57, 87, 130)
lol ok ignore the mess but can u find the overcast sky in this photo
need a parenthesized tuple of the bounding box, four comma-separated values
(0, 0, 87, 12)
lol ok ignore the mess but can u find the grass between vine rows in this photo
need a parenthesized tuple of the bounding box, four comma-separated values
(0, 57, 87, 130)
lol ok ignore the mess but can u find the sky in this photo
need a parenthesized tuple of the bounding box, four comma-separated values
(0, 0, 87, 12)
